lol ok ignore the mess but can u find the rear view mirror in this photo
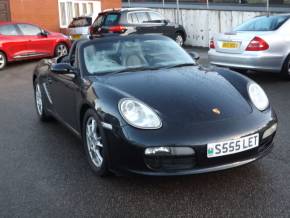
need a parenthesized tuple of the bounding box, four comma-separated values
(51, 63, 75, 74)
(188, 51, 200, 61)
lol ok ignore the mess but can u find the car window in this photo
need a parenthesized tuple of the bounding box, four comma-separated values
(128, 14, 133, 23)
(148, 12, 164, 22)
(0, 24, 19, 36)
(82, 37, 194, 75)
(93, 15, 104, 28)
(18, 24, 41, 35)
(136, 12, 150, 24)
(69, 17, 92, 28)
(235, 15, 290, 31)
(128, 13, 139, 24)
(103, 13, 120, 26)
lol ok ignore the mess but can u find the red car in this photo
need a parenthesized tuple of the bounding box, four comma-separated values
(0, 22, 71, 70)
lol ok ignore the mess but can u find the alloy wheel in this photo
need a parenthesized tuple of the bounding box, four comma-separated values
(35, 84, 43, 116)
(86, 117, 104, 168)
(176, 34, 184, 47)
(56, 44, 68, 57)
(0, 53, 6, 69)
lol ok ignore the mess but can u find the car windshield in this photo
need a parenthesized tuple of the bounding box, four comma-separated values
(82, 36, 195, 75)
(69, 17, 92, 28)
(235, 15, 289, 31)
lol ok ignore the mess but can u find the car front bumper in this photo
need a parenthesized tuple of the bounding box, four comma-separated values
(104, 110, 277, 176)
(208, 49, 284, 72)
(124, 141, 274, 176)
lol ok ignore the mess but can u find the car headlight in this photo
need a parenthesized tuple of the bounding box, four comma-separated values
(248, 83, 269, 111)
(119, 98, 162, 129)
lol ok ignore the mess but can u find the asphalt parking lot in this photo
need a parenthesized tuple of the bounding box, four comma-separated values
(0, 49, 290, 218)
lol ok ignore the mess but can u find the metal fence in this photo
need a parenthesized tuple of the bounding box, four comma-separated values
(125, 0, 290, 12)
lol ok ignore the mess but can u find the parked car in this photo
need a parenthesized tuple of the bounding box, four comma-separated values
(0, 22, 70, 70)
(33, 35, 277, 176)
(208, 14, 290, 79)
(67, 15, 96, 41)
(90, 8, 187, 46)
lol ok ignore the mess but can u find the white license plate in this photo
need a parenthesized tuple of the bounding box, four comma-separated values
(207, 134, 259, 158)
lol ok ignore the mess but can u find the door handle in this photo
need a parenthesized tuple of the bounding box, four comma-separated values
(48, 78, 52, 84)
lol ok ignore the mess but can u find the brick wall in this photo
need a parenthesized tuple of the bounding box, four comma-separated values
(101, 0, 121, 10)
(10, 0, 59, 32)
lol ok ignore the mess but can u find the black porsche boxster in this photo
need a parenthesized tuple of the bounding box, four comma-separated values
(33, 35, 278, 176)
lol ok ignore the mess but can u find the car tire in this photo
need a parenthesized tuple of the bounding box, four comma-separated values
(281, 55, 290, 80)
(82, 109, 110, 177)
(54, 43, 68, 57)
(175, 32, 184, 47)
(0, 51, 7, 70)
(34, 81, 52, 121)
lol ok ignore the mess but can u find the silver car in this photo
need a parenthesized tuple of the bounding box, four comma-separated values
(208, 14, 290, 79)
(67, 16, 95, 40)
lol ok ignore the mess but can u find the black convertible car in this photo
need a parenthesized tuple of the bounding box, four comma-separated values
(33, 35, 277, 176)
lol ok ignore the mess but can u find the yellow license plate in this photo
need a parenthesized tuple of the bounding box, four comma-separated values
(222, 41, 239, 49)
(72, 34, 81, 40)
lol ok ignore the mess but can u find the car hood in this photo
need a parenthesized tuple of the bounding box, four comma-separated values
(100, 66, 252, 125)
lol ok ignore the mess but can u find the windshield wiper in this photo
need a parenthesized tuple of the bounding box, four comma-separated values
(110, 66, 163, 75)
(95, 64, 196, 76)
(166, 63, 196, 69)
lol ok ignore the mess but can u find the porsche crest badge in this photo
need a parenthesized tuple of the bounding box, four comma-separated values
(212, 108, 221, 115)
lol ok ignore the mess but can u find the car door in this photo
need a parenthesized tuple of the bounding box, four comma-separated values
(47, 68, 80, 130)
(132, 12, 154, 35)
(17, 23, 54, 57)
(147, 11, 176, 39)
(0, 24, 28, 60)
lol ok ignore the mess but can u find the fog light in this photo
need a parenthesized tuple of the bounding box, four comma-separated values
(263, 123, 277, 139)
(145, 147, 195, 156)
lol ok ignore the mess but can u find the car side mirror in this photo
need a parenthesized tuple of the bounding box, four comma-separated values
(163, 19, 170, 25)
(188, 51, 200, 61)
(51, 63, 76, 75)
(40, 30, 48, 37)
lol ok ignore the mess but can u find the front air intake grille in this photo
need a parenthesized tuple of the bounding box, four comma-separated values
(144, 155, 196, 171)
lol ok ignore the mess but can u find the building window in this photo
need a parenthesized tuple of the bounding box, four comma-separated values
(58, 0, 101, 28)
(60, 2, 67, 27)
(74, 3, 80, 17)
(82, 3, 87, 14)
(88, 3, 94, 14)
(67, 2, 73, 25)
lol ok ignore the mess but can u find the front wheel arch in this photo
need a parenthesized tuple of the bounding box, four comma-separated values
(281, 54, 290, 79)
(79, 104, 92, 136)
(33, 74, 37, 86)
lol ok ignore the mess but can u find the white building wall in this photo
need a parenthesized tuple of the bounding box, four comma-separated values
(156, 8, 264, 47)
